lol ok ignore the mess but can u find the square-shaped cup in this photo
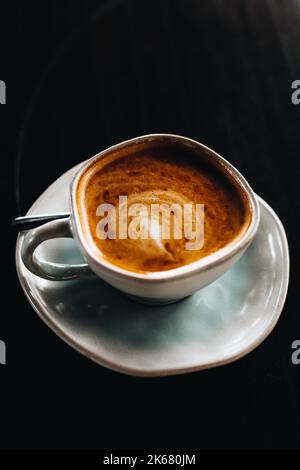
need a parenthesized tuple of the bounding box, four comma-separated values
(21, 134, 260, 305)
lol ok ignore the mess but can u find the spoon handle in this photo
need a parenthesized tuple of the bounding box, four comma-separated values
(11, 212, 71, 231)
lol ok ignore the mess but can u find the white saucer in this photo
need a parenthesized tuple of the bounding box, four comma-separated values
(15, 164, 289, 377)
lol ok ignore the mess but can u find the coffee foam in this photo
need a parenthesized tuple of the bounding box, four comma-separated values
(76, 145, 251, 273)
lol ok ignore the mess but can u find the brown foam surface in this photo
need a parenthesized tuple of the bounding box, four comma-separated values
(76, 146, 250, 273)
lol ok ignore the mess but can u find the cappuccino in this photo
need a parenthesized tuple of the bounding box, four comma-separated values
(76, 141, 250, 273)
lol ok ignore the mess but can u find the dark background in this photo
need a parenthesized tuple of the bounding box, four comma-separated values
(1, 0, 299, 449)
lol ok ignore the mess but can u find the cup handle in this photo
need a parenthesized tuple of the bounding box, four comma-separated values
(21, 217, 95, 281)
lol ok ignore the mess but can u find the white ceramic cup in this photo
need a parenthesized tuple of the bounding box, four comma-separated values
(21, 134, 260, 304)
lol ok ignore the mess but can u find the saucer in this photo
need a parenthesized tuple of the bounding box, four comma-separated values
(15, 164, 289, 377)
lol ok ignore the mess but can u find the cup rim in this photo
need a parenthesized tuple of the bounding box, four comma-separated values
(70, 133, 260, 282)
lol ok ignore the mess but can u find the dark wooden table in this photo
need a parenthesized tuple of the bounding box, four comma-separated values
(2, 0, 300, 449)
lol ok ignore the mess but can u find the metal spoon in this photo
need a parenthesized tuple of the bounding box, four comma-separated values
(11, 213, 70, 231)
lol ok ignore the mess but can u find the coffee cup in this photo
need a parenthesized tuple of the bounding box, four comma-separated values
(21, 134, 260, 304)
